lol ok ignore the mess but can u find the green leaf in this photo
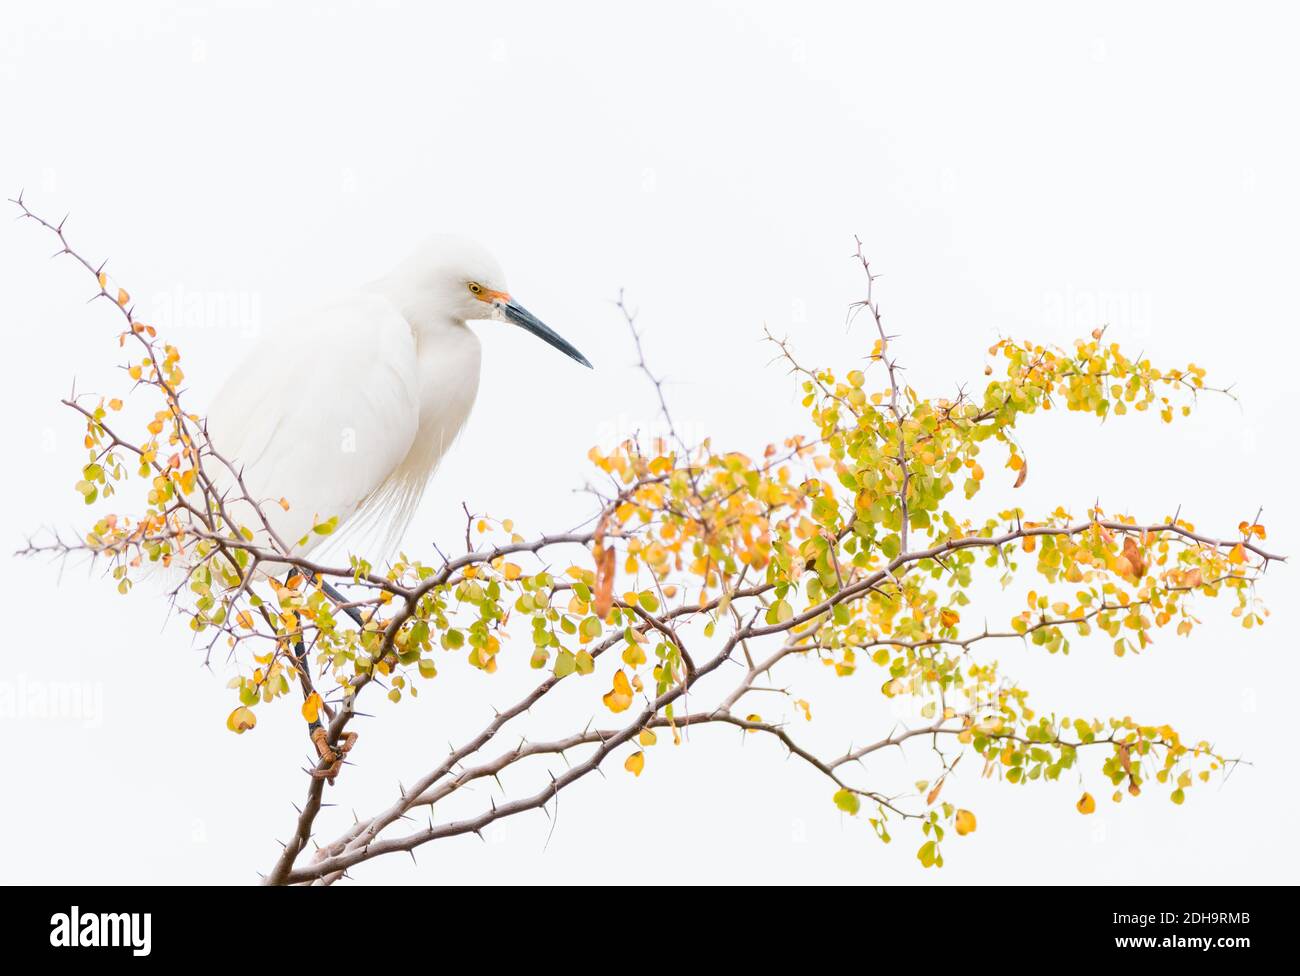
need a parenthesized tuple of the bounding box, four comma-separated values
(553, 650, 576, 678)
(832, 788, 860, 815)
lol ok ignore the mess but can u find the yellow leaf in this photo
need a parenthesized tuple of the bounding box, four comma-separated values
(1228, 543, 1246, 565)
(1076, 792, 1096, 815)
(502, 562, 522, 581)
(226, 706, 256, 734)
(624, 751, 645, 777)
(301, 692, 322, 724)
(955, 809, 977, 836)
(603, 668, 633, 713)
(622, 643, 646, 667)
(638, 729, 657, 746)
(116, 287, 130, 307)
(939, 608, 960, 628)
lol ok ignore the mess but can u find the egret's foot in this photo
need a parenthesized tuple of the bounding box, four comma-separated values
(311, 728, 358, 784)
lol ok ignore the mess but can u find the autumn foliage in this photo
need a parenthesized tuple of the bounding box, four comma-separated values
(15, 200, 1281, 884)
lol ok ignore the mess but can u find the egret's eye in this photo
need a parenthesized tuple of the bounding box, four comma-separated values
(467, 281, 483, 295)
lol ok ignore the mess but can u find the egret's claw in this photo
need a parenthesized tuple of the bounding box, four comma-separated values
(310, 728, 358, 784)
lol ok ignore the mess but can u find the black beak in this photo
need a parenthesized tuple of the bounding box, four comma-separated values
(500, 298, 593, 369)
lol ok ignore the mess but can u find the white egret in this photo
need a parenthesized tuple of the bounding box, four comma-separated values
(206, 235, 591, 560)
(203, 236, 592, 771)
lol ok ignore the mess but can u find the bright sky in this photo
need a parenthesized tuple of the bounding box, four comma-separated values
(2, 1, 1297, 884)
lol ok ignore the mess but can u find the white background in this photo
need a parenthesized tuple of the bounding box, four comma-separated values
(1, 1, 1296, 885)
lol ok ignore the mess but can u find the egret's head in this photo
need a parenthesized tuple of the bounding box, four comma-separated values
(395, 235, 592, 369)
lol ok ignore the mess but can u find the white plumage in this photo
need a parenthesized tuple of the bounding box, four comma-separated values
(203, 235, 589, 566)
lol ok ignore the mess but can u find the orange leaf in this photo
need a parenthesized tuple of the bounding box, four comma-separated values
(1076, 792, 1096, 815)
(592, 544, 616, 619)
(926, 778, 945, 805)
(603, 669, 633, 713)
(1013, 460, 1028, 489)
(1121, 537, 1147, 578)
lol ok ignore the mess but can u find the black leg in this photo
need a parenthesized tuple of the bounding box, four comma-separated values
(317, 577, 368, 628)
(292, 634, 324, 729)
(285, 571, 358, 782)
(284, 572, 324, 730)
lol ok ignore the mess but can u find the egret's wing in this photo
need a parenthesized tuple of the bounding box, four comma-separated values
(204, 292, 420, 557)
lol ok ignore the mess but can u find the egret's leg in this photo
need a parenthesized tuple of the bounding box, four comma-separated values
(296, 631, 353, 783)
(289, 636, 322, 726)
(284, 572, 358, 783)
(317, 577, 367, 628)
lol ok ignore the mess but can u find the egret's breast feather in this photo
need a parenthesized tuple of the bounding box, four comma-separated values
(204, 292, 421, 554)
